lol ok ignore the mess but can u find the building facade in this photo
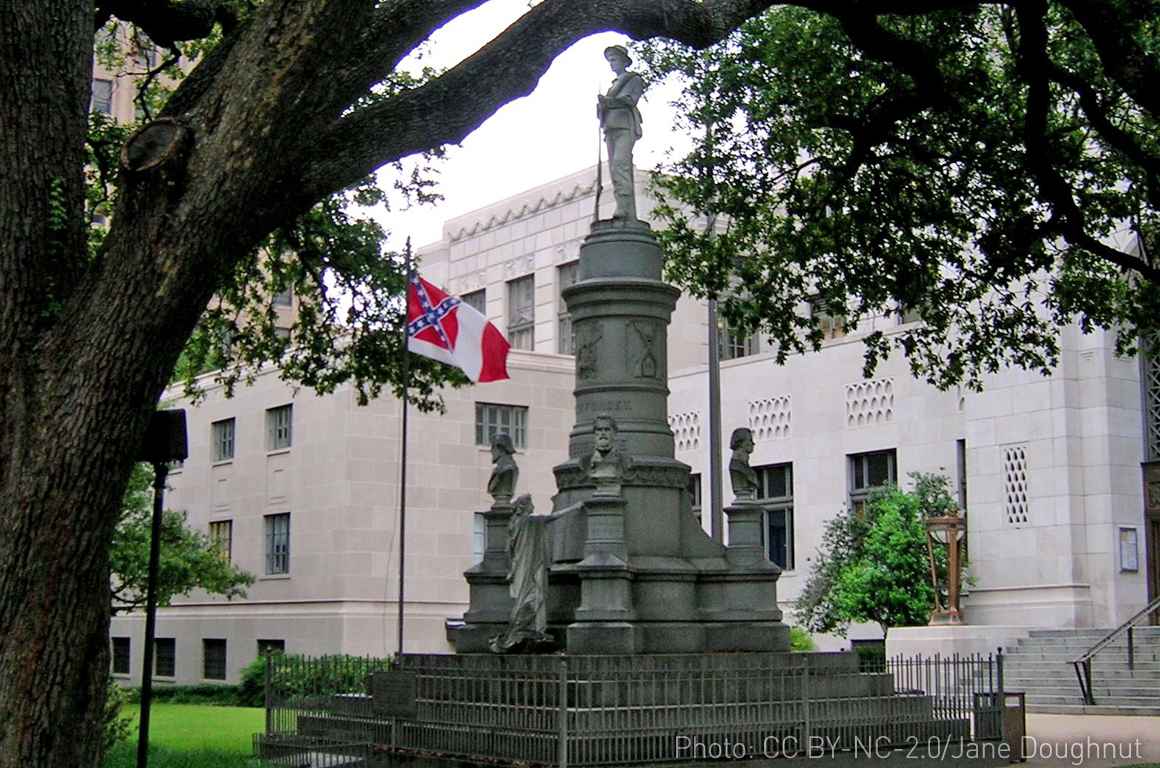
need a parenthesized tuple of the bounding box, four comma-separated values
(110, 167, 1158, 684)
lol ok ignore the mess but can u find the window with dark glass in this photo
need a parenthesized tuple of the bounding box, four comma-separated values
(507, 275, 535, 350)
(718, 319, 758, 360)
(203, 639, 227, 680)
(265, 513, 290, 575)
(848, 449, 897, 515)
(154, 638, 176, 677)
(209, 520, 232, 561)
(462, 289, 486, 314)
(557, 262, 578, 354)
(474, 403, 528, 449)
(212, 418, 235, 462)
(266, 404, 292, 450)
(112, 637, 130, 675)
(756, 463, 794, 569)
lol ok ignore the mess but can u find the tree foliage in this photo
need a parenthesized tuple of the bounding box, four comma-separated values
(641, 4, 1159, 390)
(795, 485, 938, 635)
(109, 464, 254, 614)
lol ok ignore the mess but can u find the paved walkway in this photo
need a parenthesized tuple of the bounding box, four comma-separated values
(1022, 713, 1159, 766)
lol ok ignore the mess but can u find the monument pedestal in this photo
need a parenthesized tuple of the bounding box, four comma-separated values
(456, 503, 515, 653)
(456, 219, 787, 655)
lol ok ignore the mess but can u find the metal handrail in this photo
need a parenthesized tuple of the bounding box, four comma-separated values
(1071, 593, 1160, 705)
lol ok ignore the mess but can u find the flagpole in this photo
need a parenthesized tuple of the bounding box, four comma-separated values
(703, 122, 724, 543)
(396, 238, 413, 660)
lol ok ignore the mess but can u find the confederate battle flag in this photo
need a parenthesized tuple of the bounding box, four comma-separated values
(406, 273, 510, 383)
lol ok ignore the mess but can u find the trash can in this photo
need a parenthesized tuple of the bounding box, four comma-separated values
(1002, 692, 1027, 763)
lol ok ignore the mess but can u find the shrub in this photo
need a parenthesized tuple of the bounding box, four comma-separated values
(237, 653, 393, 707)
(123, 684, 241, 706)
(103, 678, 132, 754)
(789, 626, 815, 652)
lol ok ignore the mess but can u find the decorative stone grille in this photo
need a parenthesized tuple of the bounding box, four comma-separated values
(668, 411, 701, 452)
(1002, 444, 1030, 526)
(748, 396, 791, 441)
(845, 379, 894, 428)
(1145, 343, 1160, 462)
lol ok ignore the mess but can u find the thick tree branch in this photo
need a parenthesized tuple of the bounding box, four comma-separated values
(96, 0, 240, 47)
(295, 0, 784, 204)
(1057, 0, 1160, 119)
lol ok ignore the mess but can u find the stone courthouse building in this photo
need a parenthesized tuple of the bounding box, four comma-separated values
(108, 164, 1160, 685)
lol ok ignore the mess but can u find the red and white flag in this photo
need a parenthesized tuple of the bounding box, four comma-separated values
(406, 273, 510, 383)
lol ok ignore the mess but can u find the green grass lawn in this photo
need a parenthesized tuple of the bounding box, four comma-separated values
(104, 704, 264, 768)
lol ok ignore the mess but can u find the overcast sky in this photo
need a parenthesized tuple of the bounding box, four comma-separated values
(376, 0, 686, 250)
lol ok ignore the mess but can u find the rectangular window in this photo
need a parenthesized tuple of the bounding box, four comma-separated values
(687, 473, 702, 518)
(272, 287, 293, 307)
(91, 78, 113, 115)
(462, 289, 486, 314)
(209, 520, 232, 562)
(849, 449, 897, 516)
(756, 463, 794, 569)
(203, 639, 227, 680)
(212, 418, 235, 462)
(257, 639, 285, 657)
(154, 638, 176, 678)
(507, 275, 535, 351)
(112, 637, 131, 675)
(472, 512, 486, 565)
(265, 513, 290, 575)
(474, 403, 528, 450)
(719, 319, 758, 360)
(557, 262, 578, 354)
(266, 404, 292, 451)
(274, 327, 291, 341)
(810, 298, 847, 341)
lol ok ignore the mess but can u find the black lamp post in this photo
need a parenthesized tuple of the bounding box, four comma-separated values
(134, 409, 187, 768)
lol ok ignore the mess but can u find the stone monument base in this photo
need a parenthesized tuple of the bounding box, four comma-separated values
(265, 651, 1004, 768)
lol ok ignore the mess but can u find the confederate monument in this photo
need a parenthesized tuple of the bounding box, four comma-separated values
(456, 45, 787, 654)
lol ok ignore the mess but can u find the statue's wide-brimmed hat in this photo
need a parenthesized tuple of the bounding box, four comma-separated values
(603, 45, 632, 64)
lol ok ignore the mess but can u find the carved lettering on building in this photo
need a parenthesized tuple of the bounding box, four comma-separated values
(577, 399, 632, 415)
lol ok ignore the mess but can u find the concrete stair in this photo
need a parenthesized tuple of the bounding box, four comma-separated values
(1003, 626, 1160, 715)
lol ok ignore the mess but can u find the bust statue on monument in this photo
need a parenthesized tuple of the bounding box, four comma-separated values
(597, 45, 644, 222)
(729, 427, 759, 501)
(582, 414, 631, 495)
(487, 433, 518, 505)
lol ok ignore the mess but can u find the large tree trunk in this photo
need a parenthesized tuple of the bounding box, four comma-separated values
(0, 2, 780, 765)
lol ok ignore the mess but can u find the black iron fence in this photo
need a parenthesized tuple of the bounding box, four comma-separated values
(254, 651, 1005, 767)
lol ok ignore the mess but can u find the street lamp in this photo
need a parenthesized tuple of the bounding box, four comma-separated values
(925, 513, 966, 625)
